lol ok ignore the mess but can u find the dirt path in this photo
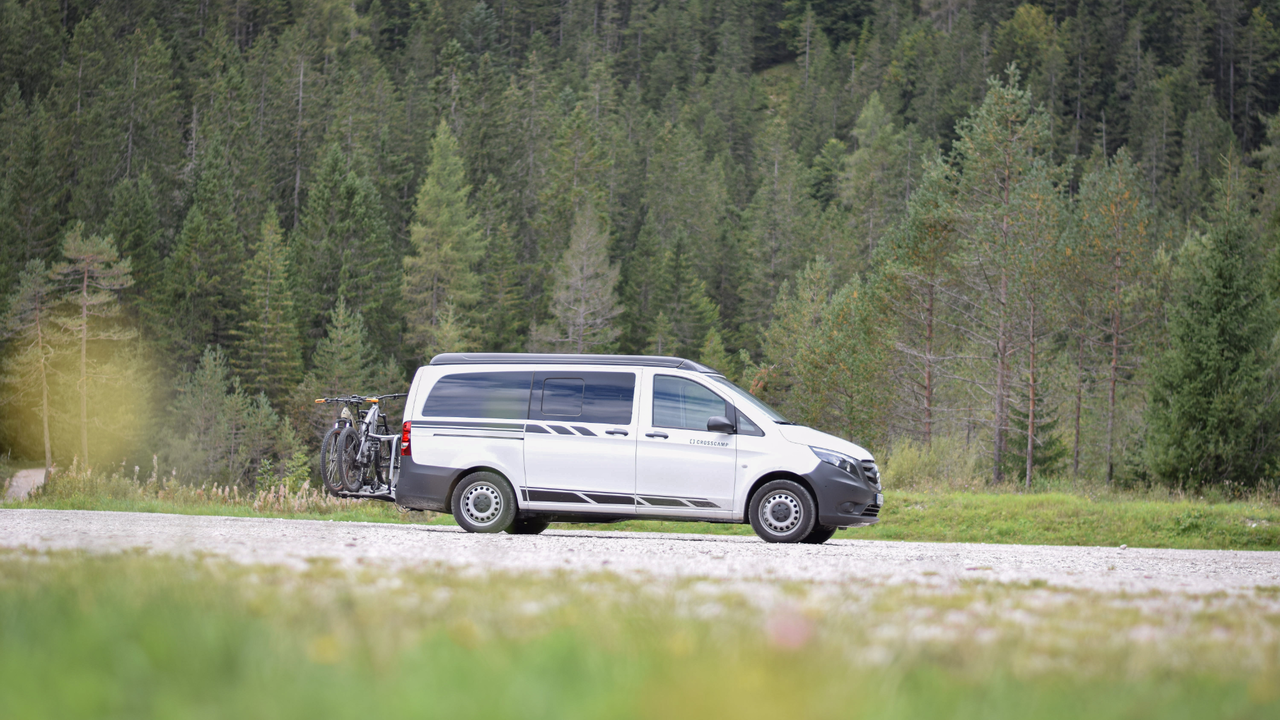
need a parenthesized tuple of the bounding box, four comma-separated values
(2, 508, 1277, 594)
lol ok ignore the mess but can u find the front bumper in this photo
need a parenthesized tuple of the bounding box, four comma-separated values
(803, 460, 882, 527)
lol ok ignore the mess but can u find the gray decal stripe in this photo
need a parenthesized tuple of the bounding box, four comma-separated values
(412, 420, 524, 431)
(583, 493, 635, 505)
(549, 425, 575, 436)
(639, 497, 689, 507)
(688, 500, 719, 508)
(524, 424, 551, 434)
(572, 426, 596, 436)
(431, 433, 523, 441)
(526, 489, 588, 503)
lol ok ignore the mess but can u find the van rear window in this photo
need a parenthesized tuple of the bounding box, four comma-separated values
(422, 372, 533, 419)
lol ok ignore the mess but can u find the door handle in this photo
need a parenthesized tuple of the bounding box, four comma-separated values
(645, 431, 669, 439)
(605, 429, 629, 436)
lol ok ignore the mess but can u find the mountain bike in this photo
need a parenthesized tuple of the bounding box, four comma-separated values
(315, 393, 407, 496)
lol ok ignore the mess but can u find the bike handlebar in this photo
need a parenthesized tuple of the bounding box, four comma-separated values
(314, 392, 408, 405)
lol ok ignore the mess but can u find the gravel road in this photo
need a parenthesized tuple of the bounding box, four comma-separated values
(2, 508, 1278, 594)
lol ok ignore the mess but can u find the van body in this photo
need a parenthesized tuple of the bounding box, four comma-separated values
(396, 353, 882, 543)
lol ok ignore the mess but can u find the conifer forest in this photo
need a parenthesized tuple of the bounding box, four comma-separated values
(4, 0, 1280, 493)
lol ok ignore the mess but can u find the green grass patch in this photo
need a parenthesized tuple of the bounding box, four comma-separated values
(859, 491, 1280, 549)
(2, 551, 1278, 720)
(7, 463, 1280, 549)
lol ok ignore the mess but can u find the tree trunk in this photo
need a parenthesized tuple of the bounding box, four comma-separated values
(38, 309, 51, 473)
(924, 281, 934, 446)
(1025, 298, 1037, 489)
(994, 271, 1008, 485)
(1073, 334, 1084, 475)
(293, 58, 305, 230)
(125, 57, 138, 177)
(80, 268, 89, 467)
(1107, 253, 1121, 485)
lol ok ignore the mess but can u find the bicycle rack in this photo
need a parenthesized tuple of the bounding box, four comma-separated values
(333, 431, 401, 503)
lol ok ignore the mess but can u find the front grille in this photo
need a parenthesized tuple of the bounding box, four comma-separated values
(861, 503, 881, 518)
(860, 460, 880, 487)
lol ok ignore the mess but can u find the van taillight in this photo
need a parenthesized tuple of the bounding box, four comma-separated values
(401, 421, 412, 456)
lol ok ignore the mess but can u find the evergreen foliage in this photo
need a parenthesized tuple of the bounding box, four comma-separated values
(403, 120, 485, 359)
(51, 224, 135, 466)
(235, 213, 302, 405)
(531, 204, 621, 354)
(1144, 173, 1279, 490)
(4, 0, 1280, 485)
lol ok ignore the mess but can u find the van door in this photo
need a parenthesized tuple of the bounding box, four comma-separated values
(522, 370, 638, 514)
(634, 372, 736, 517)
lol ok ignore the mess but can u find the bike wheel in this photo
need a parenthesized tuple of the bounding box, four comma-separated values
(319, 427, 343, 496)
(337, 427, 364, 492)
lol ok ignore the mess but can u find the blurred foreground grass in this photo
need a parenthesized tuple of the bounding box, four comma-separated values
(6, 461, 1280, 549)
(2, 550, 1278, 720)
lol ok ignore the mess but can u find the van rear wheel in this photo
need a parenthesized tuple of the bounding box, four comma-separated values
(451, 472, 516, 533)
(748, 480, 817, 543)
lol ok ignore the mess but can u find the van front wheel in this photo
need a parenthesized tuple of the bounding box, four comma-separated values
(451, 472, 516, 533)
(748, 480, 817, 543)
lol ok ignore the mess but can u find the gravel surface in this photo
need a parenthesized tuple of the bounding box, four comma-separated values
(3, 508, 1278, 594)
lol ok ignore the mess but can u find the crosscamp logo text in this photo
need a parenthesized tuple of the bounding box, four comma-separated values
(690, 439, 729, 447)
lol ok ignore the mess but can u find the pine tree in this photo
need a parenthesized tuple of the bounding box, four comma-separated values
(51, 224, 135, 467)
(1, 260, 59, 470)
(698, 327, 734, 376)
(880, 157, 959, 446)
(840, 92, 914, 260)
(0, 95, 64, 283)
(403, 120, 486, 359)
(168, 346, 282, 487)
(235, 212, 302, 405)
(293, 144, 398, 358)
(105, 173, 162, 316)
(742, 120, 821, 328)
(1075, 149, 1155, 483)
(161, 145, 244, 363)
(294, 297, 402, 444)
(645, 311, 677, 355)
(530, 204, 621, 353)
(1145, 169, 1278, 490)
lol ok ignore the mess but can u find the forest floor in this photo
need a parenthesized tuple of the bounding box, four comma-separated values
(2, 512, 1279, 719)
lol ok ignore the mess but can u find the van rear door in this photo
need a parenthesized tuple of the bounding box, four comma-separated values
(522, 370, 638, 513)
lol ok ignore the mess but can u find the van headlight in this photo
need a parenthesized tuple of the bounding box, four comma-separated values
(810, 447, 860, 476)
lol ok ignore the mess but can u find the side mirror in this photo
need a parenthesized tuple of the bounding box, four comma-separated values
(707, 415, 736, 434)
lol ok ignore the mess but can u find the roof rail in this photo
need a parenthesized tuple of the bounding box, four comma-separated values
(428, 353, 719, 374)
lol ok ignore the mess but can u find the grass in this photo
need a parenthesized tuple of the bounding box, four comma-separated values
(6, 460, 1280, 550)
(2, 550, 1279, 720)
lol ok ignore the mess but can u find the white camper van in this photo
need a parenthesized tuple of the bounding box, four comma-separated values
(397, 353, 882, 544)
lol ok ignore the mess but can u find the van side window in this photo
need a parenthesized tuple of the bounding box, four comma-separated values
(529, 372, 636, 424)
(653, 375, 727, 431)
(422, 372, 533, 419)
(736, 412, 764, 436)
(541, 378, 585, 416)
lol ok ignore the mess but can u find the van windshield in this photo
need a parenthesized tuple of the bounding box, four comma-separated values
(708, 376, 791, 424)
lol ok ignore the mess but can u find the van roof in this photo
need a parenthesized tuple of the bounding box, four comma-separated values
(429, 353, 720, 374)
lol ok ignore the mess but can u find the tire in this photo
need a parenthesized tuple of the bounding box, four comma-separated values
(337, 427, 364, 492)
(319, 427, 343, 496)
(505, 517, 550, 535)
(451, 471, 516, 533)
(800, 525, 838, 545)
(748, 479, 817, 543)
